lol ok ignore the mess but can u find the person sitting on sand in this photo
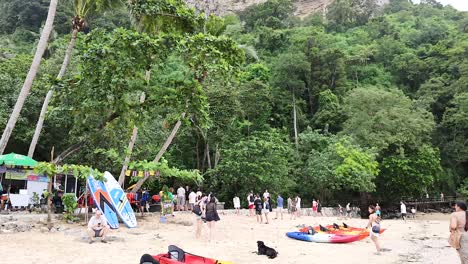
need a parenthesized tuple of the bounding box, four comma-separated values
(87, 210, 110, 244)
(366, 205, 382, 254)
(254, 195, 263, 223)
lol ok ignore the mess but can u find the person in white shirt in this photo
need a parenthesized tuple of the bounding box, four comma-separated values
(233, 195, 241, 215)
(263, 190, 270, 199)
(188, 191, 197, 210)
(400, 201, 407, 222)
(87, 210, 110, 243)
(296, 195, 301, 217)
(177, 186, 186, 211)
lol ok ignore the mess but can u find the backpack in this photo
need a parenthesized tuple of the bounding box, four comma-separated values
(249, 195, 254, 203)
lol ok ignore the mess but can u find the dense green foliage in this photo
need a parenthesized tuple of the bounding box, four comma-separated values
(1, 0, 467, 206)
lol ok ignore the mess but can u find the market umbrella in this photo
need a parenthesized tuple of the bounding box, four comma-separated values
(0, 153, 38, 207)
(0, 153, 38, 167)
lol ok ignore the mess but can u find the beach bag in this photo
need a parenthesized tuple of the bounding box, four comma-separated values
(449, 230, 462, 249)
(192, 204, 202, 216)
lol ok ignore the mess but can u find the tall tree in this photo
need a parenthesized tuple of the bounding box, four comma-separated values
(28, 0, 121, 157)
(0, 0, 58, 154)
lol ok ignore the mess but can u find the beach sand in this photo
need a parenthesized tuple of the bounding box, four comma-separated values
(0, 211, 459, 264)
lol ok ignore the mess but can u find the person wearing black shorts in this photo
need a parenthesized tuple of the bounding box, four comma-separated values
(254, 195, 263, 223)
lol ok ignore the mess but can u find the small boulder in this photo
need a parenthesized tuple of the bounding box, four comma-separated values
(16, 222, 32, 232)
(3, 222, 17, 230)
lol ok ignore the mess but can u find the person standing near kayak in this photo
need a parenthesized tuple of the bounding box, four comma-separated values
(366, 205, 382, 254)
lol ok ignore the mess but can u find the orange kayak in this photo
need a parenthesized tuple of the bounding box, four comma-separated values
(299, 225, 386, 240)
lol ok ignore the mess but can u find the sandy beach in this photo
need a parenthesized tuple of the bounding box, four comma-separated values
(0, 211, 460, 264)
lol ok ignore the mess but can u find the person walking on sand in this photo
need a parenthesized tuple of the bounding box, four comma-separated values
(366, 205, 382, 254)
(450, 202, 468, 263)
(441, 192, 444, 201)
(87, 210, 110, 244)
(346, 203, 351, 218)
(254, 195, 263, 223)
(233, 194, 241, 215)
(275, 194, 284, 220)
(248, 192, 255, 217)
(205, 196, 220, 242)
(287, 197, 292, 214)
(263, 189, 270, 199)
(400, 201, 407, 222)
(263, 197, 271, 224)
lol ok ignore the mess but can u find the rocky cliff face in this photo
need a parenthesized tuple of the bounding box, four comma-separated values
(186, 0, 335, 17)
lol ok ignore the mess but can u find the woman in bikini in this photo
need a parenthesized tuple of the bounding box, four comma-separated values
(366, 205, 381, 254)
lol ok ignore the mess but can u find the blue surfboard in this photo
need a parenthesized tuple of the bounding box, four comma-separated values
(87, 175, 119, 229)
(103, 171, 137, 228)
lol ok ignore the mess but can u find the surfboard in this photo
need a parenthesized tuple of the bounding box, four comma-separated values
(103, 171, 137, 228)
(87, 175, 119, 229)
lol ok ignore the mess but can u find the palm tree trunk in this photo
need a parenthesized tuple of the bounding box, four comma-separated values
(0, 0, 59, 154)
(47, 176, 53, 230)
(131, 113, 185, 194)
(293, 93, 299, 150)
(118, 92, 146, 186)
(28, 28, 79, 158)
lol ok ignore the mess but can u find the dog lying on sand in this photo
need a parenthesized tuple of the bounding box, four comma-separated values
(256, 241, 278, 259)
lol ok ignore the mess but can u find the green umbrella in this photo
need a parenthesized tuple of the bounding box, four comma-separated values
(0, 153, 38, 167)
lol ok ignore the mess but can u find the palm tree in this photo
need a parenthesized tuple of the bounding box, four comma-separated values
(0, 0, 59, 155)
(28, 0, 121, 158)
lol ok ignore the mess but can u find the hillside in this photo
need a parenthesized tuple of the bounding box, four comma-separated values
(186, 0, 334, 17)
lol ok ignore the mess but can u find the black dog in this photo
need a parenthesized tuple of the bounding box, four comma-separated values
(256, 241, 278, 259)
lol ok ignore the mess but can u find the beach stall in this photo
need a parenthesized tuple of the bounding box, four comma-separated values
(0, 153, 39, 208)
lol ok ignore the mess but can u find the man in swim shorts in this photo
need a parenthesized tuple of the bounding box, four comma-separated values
(87, 210, 110, 244)
(177, 186, 186, 211)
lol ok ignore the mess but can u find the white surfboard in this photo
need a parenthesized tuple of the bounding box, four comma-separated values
(103, 171, 137, 228)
